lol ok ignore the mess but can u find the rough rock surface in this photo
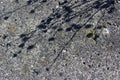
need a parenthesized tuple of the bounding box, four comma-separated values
(0, 0, 120, 80)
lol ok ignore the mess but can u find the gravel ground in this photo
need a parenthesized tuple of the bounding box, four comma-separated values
(0, 0, 120, 80)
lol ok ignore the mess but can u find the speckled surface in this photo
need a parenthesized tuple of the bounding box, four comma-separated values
(0, 0, 120, 80)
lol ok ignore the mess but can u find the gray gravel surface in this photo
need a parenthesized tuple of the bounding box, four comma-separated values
(0, 0, 120, 80)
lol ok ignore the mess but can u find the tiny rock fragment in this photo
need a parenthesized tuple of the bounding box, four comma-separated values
(45, 67, 49, 71)
(57, 28, 63, 31)
(102, 28, 110, 35)
(85, 24, 92, 29)
(2, 34, 7, 39)
(59, 0, 67, 5)
(7, 25, 16, 33)
(13, 53, 17, 58)
(63, 5, 72, 13)
(97, 25, 102, 29)
(29, 9, 35, 14)
(85, 29, 94, 38)
(72, 24, 81, 30)
(65, 27, 72, 32)
(27, 44, 35, 50)
(86, 33, 93, 38)
(22, 36, 30, 42)
(37, 23, 46, 29)
(19, 34, 26, 38)
(48, 37, 55, 41)
(18, 43, 25, 48)
(3, 16, 9, 20)
(33, 69, 40, 75)
(93, 34, 99, 41)
(27, 0, 32, 5)
(41, 0, 47, 3)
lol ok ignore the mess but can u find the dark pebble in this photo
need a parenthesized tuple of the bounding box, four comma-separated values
(22, 36, 30, 42)
(42, 0, 47, 3)
(52, 25, 58, 30)
(57, 28, 63, 31)
(63, 6, 72, 13)
(93, 1, 102, 9)
(30, 9, 35, 13)
(65, 27, 72, 32)
(19, 34, 26, 38)
(27, 45, 35, 50)
(97, 25, 102, 29)
(108, 6, 115, 13)
(85, 24, 92, 28)
(45, 67, 49, 71)
(37, 24, 46, 29)
(13, 53, 17, 57)
(4, 16, 9, 20)
(72, 24, 81, 30)
(33, 69, 40, 75)
(59, 0, 67, 5)
(27, 0, 32, 5)
(42, 29, 47, 33)
(86, 33, 93, 38)
(93, 34, 99, 41)
(48, 37, 55, 41)
(18, 43, 25, 48)
(2, 34, 7, 39)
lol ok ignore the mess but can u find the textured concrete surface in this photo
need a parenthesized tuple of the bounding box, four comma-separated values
(0, 0, 120, 80)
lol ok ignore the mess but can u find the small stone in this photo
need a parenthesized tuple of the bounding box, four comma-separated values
(2, 34, 7, 39)
(59, 72, 63, 76)
(27, 0, 32, 5)
(45, 67, 49, 71)
(15, 0, 19, 3)
(65, 27, 72, 32)
(93, 34, 99, 41)
(33, 69, 40, 75)
(30, 9, 35, 13)
(86, 33, 93, 38)
(54, 13, 61, 18)
(97, 25, 102, 29)
(107, 67, 110, 70)
(102, 28, 109, 35)
(3, 16, 9, 20)
(108, 6, 115, 13)
(83, 62, 86, 64)
(64, 17, 71, 22)
(93, 1, 103, 9)
(13, 54, 17, 57)
(18, 43, 25, 48)
(52, 25, 58, 30)
(42, 29, 47, 33)
(19, 34, 26, 38)
(62, 49, 67, 53)
(41, 0, 47, 3)
(85, 24, 92, 28)
(64, 78, 67, 80)
(22, 36, 30, 42)
(45, 17, 53, 24)
(7, 26, 16, 33)
(59, 0, 67, 5)
(63, 5, 72, 13)
(72, 24, 81, 30)
(27, 45, 35, 50)
(37, 24, 46, 29)
(48, 37, 55, 41)
(57, 28, 63, 31)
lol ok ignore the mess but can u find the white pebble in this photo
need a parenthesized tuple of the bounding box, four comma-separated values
(102, 28, 110, 35)
(62, 49, 67, 53)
